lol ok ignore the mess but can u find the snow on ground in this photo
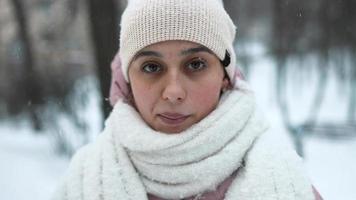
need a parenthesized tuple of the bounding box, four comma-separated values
(304, 136, 356, 200)
(0, 76, 102, 200)
(0, 121, 68, 200)
(0, 49, 355, 200)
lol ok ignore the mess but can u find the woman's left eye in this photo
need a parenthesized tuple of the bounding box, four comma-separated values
(186, 59, 207, 71)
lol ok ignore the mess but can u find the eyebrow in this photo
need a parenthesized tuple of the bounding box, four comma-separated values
(180, 46, 215, 56)
(133, 51, 163, 61)
(132, 45, 215, 61)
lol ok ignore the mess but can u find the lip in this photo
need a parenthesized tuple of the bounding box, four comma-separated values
(157, 113, 190, 125)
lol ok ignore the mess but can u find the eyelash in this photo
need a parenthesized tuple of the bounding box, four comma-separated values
(140, 57, 208, 74)
(186, 58, 207, 71)
(141, 62, 162, 73)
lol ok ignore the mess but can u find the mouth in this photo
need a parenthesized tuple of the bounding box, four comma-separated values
(157, 113, 191, 125)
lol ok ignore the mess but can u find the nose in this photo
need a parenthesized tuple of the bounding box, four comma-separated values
(162, 74, 186, 104)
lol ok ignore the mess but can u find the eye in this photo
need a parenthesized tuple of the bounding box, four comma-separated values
(141, 62, 162, 73)
(186, 58, 207, 71)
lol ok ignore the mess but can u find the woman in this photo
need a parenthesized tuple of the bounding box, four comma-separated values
(53, 0, 322, 199)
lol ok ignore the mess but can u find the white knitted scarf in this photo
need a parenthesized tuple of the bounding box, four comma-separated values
(53, 90, 314, 200)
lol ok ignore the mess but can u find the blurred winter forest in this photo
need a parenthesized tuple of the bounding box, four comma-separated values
(0, 0, 355, 156)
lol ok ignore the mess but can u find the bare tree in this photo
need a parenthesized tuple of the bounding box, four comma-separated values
(87, 0, 120, 120)
(11, 0, 43, 130)
(271, 0, 356, 156)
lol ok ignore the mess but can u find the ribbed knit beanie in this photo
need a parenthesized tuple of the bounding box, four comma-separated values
(119, 0, 237, 82)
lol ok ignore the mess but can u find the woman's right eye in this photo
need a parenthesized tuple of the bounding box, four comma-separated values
(141, 63, 162, 73)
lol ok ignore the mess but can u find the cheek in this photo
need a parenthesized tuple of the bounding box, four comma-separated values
(131, 80, 159, 125)
(130, 82, 156, 114)
(189, 82, 222, 113)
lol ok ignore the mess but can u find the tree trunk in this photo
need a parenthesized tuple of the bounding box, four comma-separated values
(307, 55, 328, 125)
(11, 0, 43, 130)
(87, 0, 120, 121)
(348, 52, 356, 122)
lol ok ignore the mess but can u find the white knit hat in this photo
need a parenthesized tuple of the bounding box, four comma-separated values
(119, 0, 237, 82)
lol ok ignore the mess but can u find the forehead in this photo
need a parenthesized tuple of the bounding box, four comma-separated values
(133, 40, 216, 61)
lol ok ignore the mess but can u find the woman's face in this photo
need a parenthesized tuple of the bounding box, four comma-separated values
(128, 40, 229, 133)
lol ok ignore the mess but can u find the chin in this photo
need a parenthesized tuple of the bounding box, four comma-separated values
(156, 125, 188, 134)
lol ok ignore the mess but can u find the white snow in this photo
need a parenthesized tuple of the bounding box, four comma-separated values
(0, 121, 68, 200)
(0, 76, 102, 200)
(0, 50, 355, 200)
(304, 136, 356, 200)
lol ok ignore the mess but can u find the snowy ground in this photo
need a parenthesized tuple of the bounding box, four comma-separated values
(1, 52, 355, 200)
(304, 136, 356, 200)
(0, 122, 68, 200)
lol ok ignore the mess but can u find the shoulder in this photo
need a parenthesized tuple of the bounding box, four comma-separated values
(246, 132, 312, 187)
(247, 131, 304, 170)
(51, 144, 93, 200)
(52, 131, 110, 200)
(65, 130, 111, 179)
(252, 131, 312, 184)
(226, 132, 314, 200)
